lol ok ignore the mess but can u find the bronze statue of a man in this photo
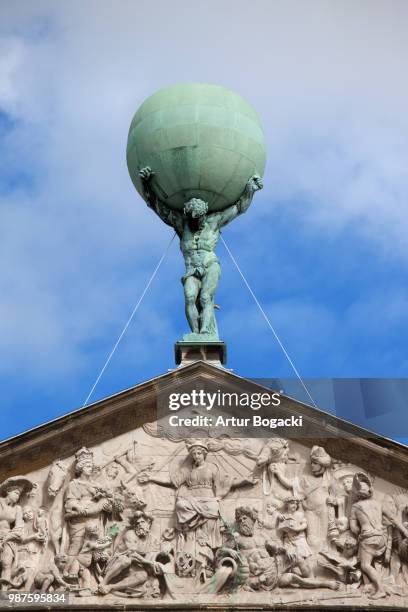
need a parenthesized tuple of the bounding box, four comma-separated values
(139, 167, 263, 340)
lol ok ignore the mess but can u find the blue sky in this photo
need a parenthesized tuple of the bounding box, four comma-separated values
(1, 1, 408, 442)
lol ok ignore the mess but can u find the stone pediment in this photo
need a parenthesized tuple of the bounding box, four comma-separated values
(0, 361, 407, 609)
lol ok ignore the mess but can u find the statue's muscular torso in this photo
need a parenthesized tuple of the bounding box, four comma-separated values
(180, 216, 221, 272)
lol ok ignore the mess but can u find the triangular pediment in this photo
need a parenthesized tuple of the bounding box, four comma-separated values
(1, 362, 407, 609)
(1, 361, 407, 489)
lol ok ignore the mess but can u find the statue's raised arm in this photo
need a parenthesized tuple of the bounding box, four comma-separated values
(211, 174, 263, 229)
(139, 167, 183, 236)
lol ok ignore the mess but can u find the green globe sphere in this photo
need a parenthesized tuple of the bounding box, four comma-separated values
(126, 83, 266, 211)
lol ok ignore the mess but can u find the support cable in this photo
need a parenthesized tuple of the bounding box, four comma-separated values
(221, 235, 317, 408)
(82, 232, 176, 407)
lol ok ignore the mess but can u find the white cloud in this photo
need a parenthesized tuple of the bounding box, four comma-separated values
(1, 1, 408, 384)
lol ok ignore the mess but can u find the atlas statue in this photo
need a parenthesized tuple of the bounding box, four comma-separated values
(126, 83, 267, 343)
(139, 167, 263, 340)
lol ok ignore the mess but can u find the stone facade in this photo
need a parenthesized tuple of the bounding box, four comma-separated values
(0, 362, 407, 609)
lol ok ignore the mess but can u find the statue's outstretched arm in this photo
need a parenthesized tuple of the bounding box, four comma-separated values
(139, 167, 183, 236)
(212, 174, 263, 228)
(138, 473, 176, 489)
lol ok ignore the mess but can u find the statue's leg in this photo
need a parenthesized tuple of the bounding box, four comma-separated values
(199, 262, 220, 335)
(280, 573, 339, 590)
(104, 569, 148, 594)
(103, 556, 131, 585)
(78, 567, 92, 590)
(41, 575, 54, 592)
(297, 559, 313, 578)
(183, 276, 200, 333)
(23, 568, 36, 592)
(0, 543, 14, 584)
(359, 549, 386, 598)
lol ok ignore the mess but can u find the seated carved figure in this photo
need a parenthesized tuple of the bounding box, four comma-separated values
(0, 476, 34, 590)
(99, 511, 162, 596)
(217, 506, 340, 592)
(34, 554, 70, 592)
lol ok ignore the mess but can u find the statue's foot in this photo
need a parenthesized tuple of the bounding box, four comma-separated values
(385, 585, 402, 597)
(182, 331, 219, 342)
(98, 583, 111, 595)
(368, 589, 387, 600)
(328, 580, 341, 591)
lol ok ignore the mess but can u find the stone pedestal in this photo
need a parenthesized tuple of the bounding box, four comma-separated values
(175, 341, 227, 367)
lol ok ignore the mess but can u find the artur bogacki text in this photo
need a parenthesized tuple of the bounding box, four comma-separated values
(168, 415, 303, 429)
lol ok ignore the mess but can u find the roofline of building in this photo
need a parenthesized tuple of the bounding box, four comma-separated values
(1, 361, 406, 456)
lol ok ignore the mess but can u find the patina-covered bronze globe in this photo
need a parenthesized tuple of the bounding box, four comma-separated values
(127, 83, 266, 211)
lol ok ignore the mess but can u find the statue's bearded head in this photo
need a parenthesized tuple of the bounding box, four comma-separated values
(131, 511, 153, 538)
(184, 198, 208, 221)
(236, 506, 258, 536)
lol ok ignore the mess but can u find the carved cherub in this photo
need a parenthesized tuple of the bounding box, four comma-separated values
(34, 507, 49, 549)
(15, 506, 47, 591)
(258, 498, 281, 539)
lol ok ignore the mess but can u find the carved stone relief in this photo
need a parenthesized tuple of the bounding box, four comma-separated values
(1, 426, 408, 607)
